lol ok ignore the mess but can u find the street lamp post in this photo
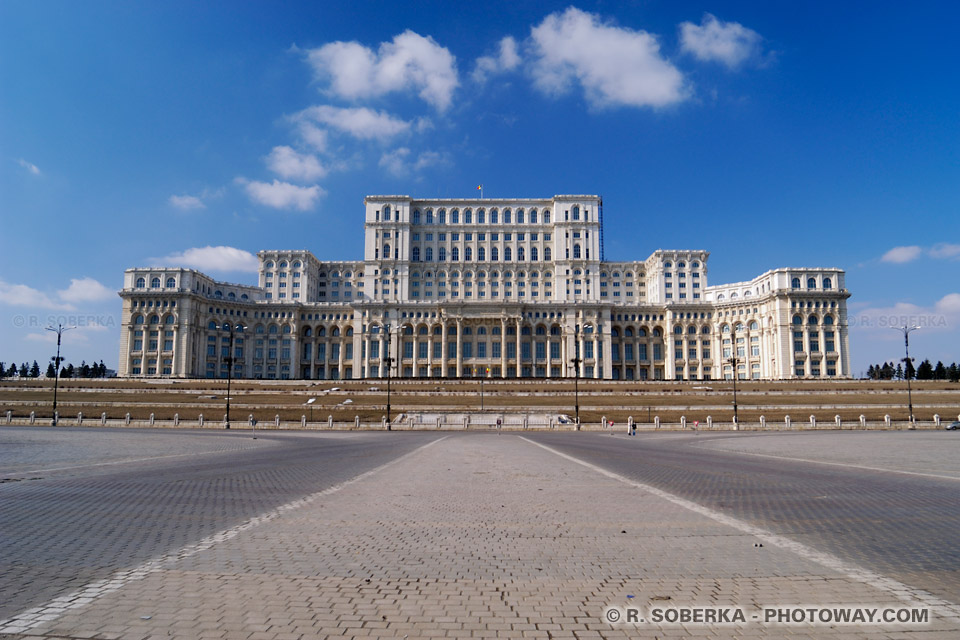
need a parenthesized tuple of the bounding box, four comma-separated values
(728, 355, 739, 425)
(571, 324, 582, 426)
(222, 323, 246, 429)
(45, 324, 75, 426)
(895, 326, 920, 426)
(384, 324, 394, 429)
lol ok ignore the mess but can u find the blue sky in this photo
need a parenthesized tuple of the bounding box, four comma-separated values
(1, 1, 958, 374)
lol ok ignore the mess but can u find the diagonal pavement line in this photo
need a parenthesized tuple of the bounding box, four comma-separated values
(689, 440, 960, 482)
(520, 436, 960, 623)
(0, 435, 449, 635)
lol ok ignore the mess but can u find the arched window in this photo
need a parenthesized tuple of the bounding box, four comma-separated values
(517, 247, 525, 261)
(303, 327, 312, 337)
(735, 322, 744, 333)
(808, 315, 818, 325)
(639, 328, 647, 337)
(491, 247, 499, 261)
(477, 209, 485, 224)
(823, 315, 834, 325)
(282, 325, 292, 334)
(572, 205, 580, 220)
(688, 326, 697, 334)
(438, 209, 446, 224)
(383, 244, 390, 259)
(438, 247, 447, 261)
(265, 261, 274, 269)
(625, 327, 634, 337)
(207, 320, 217, 330)
(413, 209, 421, 224)
(134, 315, 144, 325)
(136, 277, 145, 288)
(426, 247, 433, 261)
(717, 294, 725, 301)
(317, 327, 326, 337)
(426, 210, 434, 224)
(807, 277, 817, 289)
(573, 244, 581, 259)
(530, 210, 538, 224)
(412, 247, 420, 262)
(823, 277, 832, 289)
(149, 314, 160, 325)
(792, 277, 801, 289)
(165, 277, 176, 288)
(465, 247, 472, 261)
(664, 262, 672, 269)
(544, 247, 552, 261)
(464, 209, 472, 224)
(228, 292, 236, 300)
(749, 320, 759, 331)
(279, 261, 288, 268)
(503, 210, 511, 224)
(382, 205, 391, 221)
(504, 247, 512, 261)
(792, 315, 802, 325)
(452, 247, 460, 261)
(722, 324, 731, 333)
(702, 325, 711, 334)
(531, 247, 538, 261)
(517, 210, 524, 224)
(255, 325, 265, 334)
(490, 210, 498, 224)
(478, 247, 486, 261)
(293, 261, 301, 268)
(269, 325, 279, 334)
(451, 209, 459, 224)
(150, 277, 161, 288)
(674, 325, 683, 335)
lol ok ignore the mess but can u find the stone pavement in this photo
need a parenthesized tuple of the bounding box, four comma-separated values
(3, 433, 959, 639)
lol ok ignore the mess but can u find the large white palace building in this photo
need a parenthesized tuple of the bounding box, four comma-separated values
(118, 195, 851, 380)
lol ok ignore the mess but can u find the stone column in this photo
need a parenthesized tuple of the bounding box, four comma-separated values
(427, 330, 434, 377)
(441, 319, 448, 378)
(500, 318, 508, 378)
(515, 317, 522, 378)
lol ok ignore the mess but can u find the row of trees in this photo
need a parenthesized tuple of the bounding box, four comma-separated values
(867, 359, 960, 382)
(0, 360, 109, 379)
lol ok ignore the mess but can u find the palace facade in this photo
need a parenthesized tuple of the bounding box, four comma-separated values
(118, 195, 851, 380)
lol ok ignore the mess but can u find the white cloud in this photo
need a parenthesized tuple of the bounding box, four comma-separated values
(680, 14, 763, 69)
(929, 243, 960, 260)
(236, 178, 325, 211)
(379, 147, 450, 177)
(17, 158, 41, 175)
(851, 293, 960, 335)
(265, 146, 327, 181)
(297, 122, 329, 152)
(58, 277, 114, 303)
(168, 194, 206, 210)
(306, 30, 458, 111)
(0, 279, 70, 310)
(881, 245, 924, 264)
(473, 36, 522, 83)
(149, 246, 259, 273)
(528, 7, 686, 109)
(880, 243, 960, 263)
(297, 105, 411, 141)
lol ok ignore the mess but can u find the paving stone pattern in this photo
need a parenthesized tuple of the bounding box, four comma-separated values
(3, 432, 958, 639)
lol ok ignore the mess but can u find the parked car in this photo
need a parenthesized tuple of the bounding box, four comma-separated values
(946, 421, 960, 430)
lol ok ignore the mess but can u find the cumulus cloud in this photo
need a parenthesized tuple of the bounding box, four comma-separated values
(266, 146, 327, 181)
(236, 178, 325, 211)
(297, 105, 411, 141)
(168, 194, 206, 210)
(297, 122, 329, 152)
(852, 293, 960, 335)
(881, 244, 960, 264)
(0, 279, 69, 309)
(929, 243, 960, 260)
(306, 30, 458, 111)
(58, 277, 114, 303)
(149, 246, 259, 273)
(528, 7, 686, 109)
(17, 158, 41, 175)
(680, 14, 763, 69)
(473, 36, 522, 83)
(379, 147, 449, 177)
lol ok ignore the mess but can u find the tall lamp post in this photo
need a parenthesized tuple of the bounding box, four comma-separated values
(727, 355, 739, 424)
(384, 324, 394, 429)
(571, 324, 582, 426)
(45, 324, 75, 426)
(895, 325, 920, 426)
(222, 322, 246, 429)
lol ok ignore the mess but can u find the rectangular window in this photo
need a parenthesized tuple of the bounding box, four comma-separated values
(448, 342, 456, 357)
(507, 342, 516, 359)
(521, 342, 531, 359)
(433, 342, 442, 359)
(418, 342, 428, 359)
(550, 342, 560, 359)
(477, 342, 487, 358)
(403, 342, 413, 358)
(492, 342, 501, 358)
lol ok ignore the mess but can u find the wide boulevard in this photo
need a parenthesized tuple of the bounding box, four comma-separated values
(1, 426, 958, 639)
